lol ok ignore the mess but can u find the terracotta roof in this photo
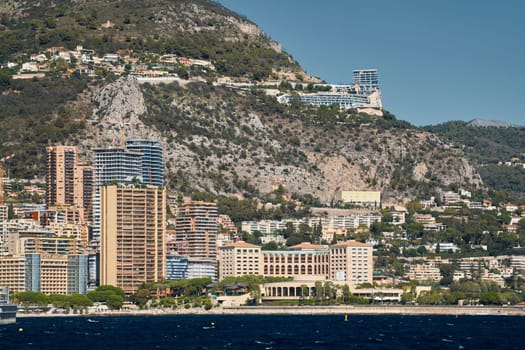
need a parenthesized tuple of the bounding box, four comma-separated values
(331, 240, 369, 248)
(222, 241, 260, 248)
(289, 242, 325, 250)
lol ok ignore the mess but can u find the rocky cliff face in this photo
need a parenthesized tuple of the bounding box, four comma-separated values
(74, 76, 481, 204)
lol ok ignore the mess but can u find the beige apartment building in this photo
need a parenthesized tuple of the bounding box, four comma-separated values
(219, 241, 261, 280)
(219, 241, 373, 287)
(0, 256, 26, 292)
(100, 185, 166, 295)
(405, 263, 442, 282)
(175, 201, 218, 260)
(0, 253, 87, 294)
(8, 233, 82, 256)
(39, 254, 69, 294)
(329, 241, 373, 288)
(46, 145, 93, 223)
(174, 201, 218, 279)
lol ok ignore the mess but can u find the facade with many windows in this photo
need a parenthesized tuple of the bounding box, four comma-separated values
(125, 139, 164, 187)
(219, 241, 373, 287)
(100, 185, 166, 295)
(329, 241, 373, 288)
(174, 201, 218, 279)
(278, 69, 381, 110)
(46, 146, 93, 223)
(0, 253, 88, 294)
(262, 243, 330, 280)
(219, 241, 261, 280)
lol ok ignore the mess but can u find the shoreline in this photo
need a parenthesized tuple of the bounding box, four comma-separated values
(17, 305, 525, 318)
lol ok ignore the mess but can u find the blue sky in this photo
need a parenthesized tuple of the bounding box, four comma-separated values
(216, 0, 524, 126)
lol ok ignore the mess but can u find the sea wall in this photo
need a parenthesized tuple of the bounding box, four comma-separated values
(220, 305, 525, 316)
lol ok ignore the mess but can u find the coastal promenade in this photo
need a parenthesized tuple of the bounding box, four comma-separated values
(17, 305, 525, 317)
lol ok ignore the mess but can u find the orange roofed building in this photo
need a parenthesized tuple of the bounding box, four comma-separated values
(219, 240, 372, 287)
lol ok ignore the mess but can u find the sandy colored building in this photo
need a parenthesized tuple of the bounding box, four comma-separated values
(218, 241, 261, 280)
(262, 243, 330, 280)
(219, 241, 373, 287)
(100, 185, 166, 295)
(0, 255, 25, 292)
(0, 253, 88, 294)
(175, 201, 218, 260)
(46, 145, 93, 223)
(405, 263, 442, 282)
(330, 241, 373, 288)
(174, 201, 218, 279)
(335, 191, 381, 207)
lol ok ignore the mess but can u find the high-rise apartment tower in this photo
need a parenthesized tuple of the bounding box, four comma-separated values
(100, 185, 166, 295)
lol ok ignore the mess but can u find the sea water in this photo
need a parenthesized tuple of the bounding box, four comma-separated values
(0, 314, 523, 349)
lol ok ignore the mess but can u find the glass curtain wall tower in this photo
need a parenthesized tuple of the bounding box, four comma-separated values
(125, 139, 164, 187)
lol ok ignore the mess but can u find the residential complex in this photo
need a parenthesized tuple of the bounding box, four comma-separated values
(92, 140, 164, 239)
(125, 139, 164, 187)
(100, 185, 166, 295)
(278, 69, 382, 111)
(0, 253, 88, 294)
(46, 146, 92, 223)
(241, 214, 382, 235)
(173, 201, 218, 279)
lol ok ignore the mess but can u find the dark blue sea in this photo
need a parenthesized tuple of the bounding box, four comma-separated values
(0, 314, 523, 349)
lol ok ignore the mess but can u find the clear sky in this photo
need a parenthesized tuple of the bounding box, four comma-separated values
(216, 0, 524, 126)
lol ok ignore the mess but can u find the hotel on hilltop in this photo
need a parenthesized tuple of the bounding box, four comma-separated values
(278, 69, 382, 113)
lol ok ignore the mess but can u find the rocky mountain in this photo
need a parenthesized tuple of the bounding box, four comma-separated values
(72, 75, 480, 204)
(0, 0, 482, 205)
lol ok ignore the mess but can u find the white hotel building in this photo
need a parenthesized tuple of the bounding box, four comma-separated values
(241, 214, 381, 236)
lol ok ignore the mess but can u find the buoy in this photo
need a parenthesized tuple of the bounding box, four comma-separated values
(18, 327, 24, 332)
(211, 322, 215, 328)
(344, 315, 348, 322)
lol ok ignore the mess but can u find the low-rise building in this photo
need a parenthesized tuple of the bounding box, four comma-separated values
(335, 191, 381, 207)
(442, 191, 461, 204)
(404, 263, 442, 282)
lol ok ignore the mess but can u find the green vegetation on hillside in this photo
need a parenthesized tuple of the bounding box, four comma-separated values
(479, 165, 525, 197)
(0, 75, 88, 178)
(423, 121, 525, 199)
(423, 121, 525, 163)
(0, 0, 298, 80)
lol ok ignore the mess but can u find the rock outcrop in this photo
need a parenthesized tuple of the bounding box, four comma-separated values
(74, 76, 481, 204)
